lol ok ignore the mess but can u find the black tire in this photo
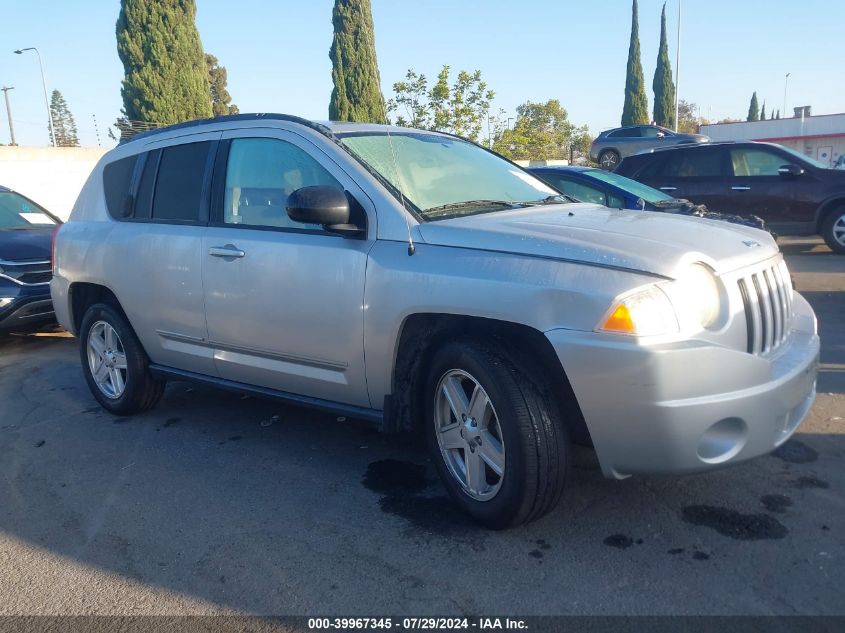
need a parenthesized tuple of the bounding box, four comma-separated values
(78, 302, 165, 415)
(424, 340, 570, 529)
(598, 149, 620, 171)
(821, 207, 845, 254)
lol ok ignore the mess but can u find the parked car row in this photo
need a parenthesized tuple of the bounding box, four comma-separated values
(49, 114, 819, 528)
(589, 124, 710, 171)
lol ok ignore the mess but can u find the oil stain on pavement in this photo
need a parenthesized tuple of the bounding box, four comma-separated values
(363, 459, 475, 536)
(681, 505, 788, 540)
(761, 494, 793, 513)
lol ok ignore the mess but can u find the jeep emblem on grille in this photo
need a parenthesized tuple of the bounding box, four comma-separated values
(742, 239, 761, 248)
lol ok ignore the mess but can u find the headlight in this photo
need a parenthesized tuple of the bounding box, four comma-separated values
(597, 285, 679, 336)
(672, 264, 722, 330)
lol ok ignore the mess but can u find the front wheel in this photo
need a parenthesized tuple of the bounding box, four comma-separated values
(821, 207, 845, 254)
(79, 303, 165, 415)
(425, 340, 570, 528)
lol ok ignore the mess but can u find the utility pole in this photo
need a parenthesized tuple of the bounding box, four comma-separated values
(92, 114, 101, 147)
(674, 0, 682, 132)
(1, 86, 16, 146)
(14, 47, 56, 147)
(783, 73, 790, 117)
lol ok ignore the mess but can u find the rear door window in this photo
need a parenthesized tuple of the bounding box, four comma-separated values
(151, 141, 212, 222)
(607, 128, 640, 139)
(646, 148, 723, 179)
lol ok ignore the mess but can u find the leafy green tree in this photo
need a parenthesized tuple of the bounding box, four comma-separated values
(493, 99, 588, 161)
(622, 0, 649, 126)
(677, 99, 709, 133)
(387, 65, 494, 141)
(207, 54, 239, 117)
(48, 90, 79, 147)
(116, 0, 212, 126)
(760, 101, 767, 120)
(747, 92, 760, 121)
(652, 3, 675, 129)
(328, 0, 386, 123)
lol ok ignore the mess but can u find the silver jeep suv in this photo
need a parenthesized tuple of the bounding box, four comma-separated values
(52, 114, 819, 528)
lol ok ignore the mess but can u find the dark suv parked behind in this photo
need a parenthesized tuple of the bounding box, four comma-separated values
(0, 186, 60, 331)
(617, 141, 845, 253)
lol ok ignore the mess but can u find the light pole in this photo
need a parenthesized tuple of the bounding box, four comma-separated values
(1, 86, 16, 146)
(674, 0, 682, 132)
(783, 73, 790, 118)
(14, 47, 56, 147)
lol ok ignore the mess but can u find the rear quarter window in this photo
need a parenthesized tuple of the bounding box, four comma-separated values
(102, 156, 137, 219)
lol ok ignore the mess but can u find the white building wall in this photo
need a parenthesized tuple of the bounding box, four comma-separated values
(0, 146, 108, 221)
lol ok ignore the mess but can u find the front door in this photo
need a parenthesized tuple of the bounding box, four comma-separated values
(201, 130, 374, 408)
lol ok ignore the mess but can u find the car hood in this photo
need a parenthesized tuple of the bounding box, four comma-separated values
(0, 227, 54, 261)
(417, 204, 779, 279)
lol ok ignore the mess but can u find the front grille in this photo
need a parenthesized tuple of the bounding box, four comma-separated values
(0, 259, 52, 285)
(737, 259, 793, 355)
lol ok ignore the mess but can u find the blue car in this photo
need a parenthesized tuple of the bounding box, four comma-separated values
(0, 186, 60, 332)
(527, 165, 678, 211)
(528, 165, 766, 230)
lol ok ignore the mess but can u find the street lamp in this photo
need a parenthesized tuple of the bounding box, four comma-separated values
(14, 47, 56, 147)
(783, 72, 790, 118)
(1, 86, 16, 146)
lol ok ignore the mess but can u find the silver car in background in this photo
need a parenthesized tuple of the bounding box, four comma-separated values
(590, 124, 710, 170)
(52, 115, 818, 528)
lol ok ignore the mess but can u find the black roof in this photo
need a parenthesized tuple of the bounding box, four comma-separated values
(639, 140, 769, 155)
(119, 113, 333, 145)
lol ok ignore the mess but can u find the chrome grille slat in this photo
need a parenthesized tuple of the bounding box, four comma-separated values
(737, 258, 793, 356)
(0, 258, 52, 286)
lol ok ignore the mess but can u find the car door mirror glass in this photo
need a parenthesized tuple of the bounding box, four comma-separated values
(778, 164, 805, 177)
(287, 186, 363, 237)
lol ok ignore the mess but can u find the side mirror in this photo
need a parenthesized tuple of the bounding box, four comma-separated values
(656, 132, 666, 139)
(287, 186, 364, 237)
(778, 164, 805, 177)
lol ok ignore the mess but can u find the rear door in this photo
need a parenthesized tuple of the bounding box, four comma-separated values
(201, 128, 375, 407)
(105, 134, 219, 376)
(634, 146, 727, 210)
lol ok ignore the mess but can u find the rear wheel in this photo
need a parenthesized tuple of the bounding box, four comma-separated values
(821, 207, 845, 254)
(424, 340, 570, 529)
(79, 303, 165, 415)
(599, 149, 620, 171)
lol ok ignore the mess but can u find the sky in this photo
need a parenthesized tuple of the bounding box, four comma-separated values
(0, 0, 842, 148)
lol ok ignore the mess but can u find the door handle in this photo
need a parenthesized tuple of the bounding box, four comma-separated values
(731, 186, 751, 191)
(209, 244, 245, 259)
(659, 186, 677, 191)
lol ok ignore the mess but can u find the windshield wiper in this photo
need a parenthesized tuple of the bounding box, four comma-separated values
(423, 199, 524, 218)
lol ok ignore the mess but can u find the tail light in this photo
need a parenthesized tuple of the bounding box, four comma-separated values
(51, 225, 60, 275)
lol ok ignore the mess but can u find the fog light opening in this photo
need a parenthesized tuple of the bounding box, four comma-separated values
(697, 417, 748, 464)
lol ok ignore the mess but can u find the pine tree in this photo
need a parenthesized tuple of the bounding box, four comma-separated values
(206, 54, 239, 117)
(760, 101, 767, 120)
(622, 0, 649, 126)
(116, 0, 212, 127)
(652, 3, 675, 129)
(48, 90, 80, 147)
(328, 0, 387, 123)
(747, 92, 760, 122)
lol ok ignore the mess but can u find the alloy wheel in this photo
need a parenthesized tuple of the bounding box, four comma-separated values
(87, 321, 128, 399)
(434, 369, 506, 501)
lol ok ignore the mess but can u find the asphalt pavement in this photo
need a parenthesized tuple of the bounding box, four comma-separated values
(0, 237, 842, 616)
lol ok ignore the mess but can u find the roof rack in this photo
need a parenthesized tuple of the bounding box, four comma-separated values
(119, 113, 333, 145)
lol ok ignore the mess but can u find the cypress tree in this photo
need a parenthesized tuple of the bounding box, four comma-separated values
(776, 109, 781, 119)
(206, 54, 239, 117)
(328, 0, 387, 123)
(760, 101, 767, 120)
(622, 0, 649, 126)
(116, 0, 212, 126)
(747, 92, 760, 121)
(652, 3, 675, 129)
(48, 90, 80, 147)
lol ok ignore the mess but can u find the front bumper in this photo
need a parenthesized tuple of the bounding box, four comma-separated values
(546, 291, 819, 479)
(0, 284, 55, 332)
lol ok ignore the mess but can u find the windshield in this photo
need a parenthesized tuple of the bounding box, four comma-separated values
(776, 145, 828, 169)
(584, 169, 674, 203)
(338, 132, 558, 220)
(0, 192, 57, 230)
